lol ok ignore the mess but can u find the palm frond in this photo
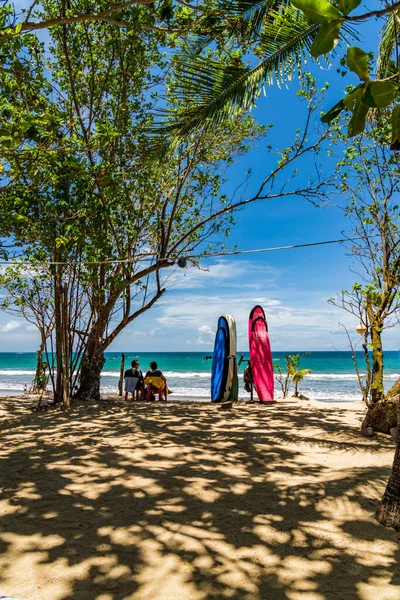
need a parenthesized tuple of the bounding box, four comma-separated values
(377, 12, 397, 78)
(222, 0, 288, 38)
(149, 6, 357, 153)
(183, 33, 222, 56)
(292, 369, 311, 382)
(184, 0, 285, 55)
(150, 7, 318, 145)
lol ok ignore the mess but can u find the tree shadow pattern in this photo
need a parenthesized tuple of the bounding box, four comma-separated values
(0, 397, 399, 600)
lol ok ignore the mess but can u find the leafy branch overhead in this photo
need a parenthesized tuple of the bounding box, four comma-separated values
(146, 0, 400, 149)
(292, 0, 400, 145)
(3, 1, 400, 147)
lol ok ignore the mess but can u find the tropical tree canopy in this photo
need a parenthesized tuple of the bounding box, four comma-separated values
(1, 2, 336, 402)
(3, 2, 400, 150)
(144, 0, 400, 149)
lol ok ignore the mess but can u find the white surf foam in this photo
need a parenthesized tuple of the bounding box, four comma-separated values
(100, 370, 212, 379)
(305, 373, 400, 381)
(0, 370, 36, 376)
(0, 382, 26, 390)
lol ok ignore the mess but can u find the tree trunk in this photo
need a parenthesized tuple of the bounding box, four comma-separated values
(363, 395, 400, 434)
(62, 285, 70, 409)
(34, 336, 46, 392)
(376, 403, 400, 529)
(118, 353, 125, 397)
(387, 377, 400, 399)
(54, 270, 63, 404)
(367, 309, 384, 405)
(75, 348, 105, 400)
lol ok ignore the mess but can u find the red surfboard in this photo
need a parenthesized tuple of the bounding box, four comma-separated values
(249, 305, 274, 403)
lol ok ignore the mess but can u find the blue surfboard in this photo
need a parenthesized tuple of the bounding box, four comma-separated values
(211, 316, 229, 402)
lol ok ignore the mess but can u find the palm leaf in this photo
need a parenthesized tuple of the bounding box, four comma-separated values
(149, 6, 357, 152)
(185, 0, 285, 55)
(151, 7, 318, 145)
(221, 0, 289, 38)
(292, 368, 311, 382)
(377, 12, 397, 78)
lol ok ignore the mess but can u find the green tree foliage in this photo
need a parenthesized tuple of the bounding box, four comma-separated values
(0, 5, 332, 402)
(0, 5, 266, 401)
(3, 2, 400, 147)
(142, 0, 400, 146)
(328, 118, 400, 406)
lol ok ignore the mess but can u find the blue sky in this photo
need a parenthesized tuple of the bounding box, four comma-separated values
(1, 9, 398, 353)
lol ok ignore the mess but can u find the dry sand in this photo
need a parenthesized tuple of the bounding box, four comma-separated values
(0, 395, 399, 600)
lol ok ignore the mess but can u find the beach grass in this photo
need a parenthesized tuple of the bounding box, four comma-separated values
(0, 396, 399, 600)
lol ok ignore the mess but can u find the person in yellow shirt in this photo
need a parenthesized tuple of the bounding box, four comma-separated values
(144, 361, 168, 402)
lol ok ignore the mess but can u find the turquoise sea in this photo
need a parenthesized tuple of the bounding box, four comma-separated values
(1, 351, 400, 402)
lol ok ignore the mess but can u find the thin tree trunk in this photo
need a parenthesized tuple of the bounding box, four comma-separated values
(376, 403, 400, 529)
(54, 270, 63, 404)
(62, 285, 70, 409)
(34, 335, 46, 392)
(118, 353, 125, 397)
(367, 306, 384, 404)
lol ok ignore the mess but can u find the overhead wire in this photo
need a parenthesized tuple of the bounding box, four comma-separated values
(0, 234, 381, 267)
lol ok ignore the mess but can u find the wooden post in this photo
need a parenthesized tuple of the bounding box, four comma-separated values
(232, 356, 237, 402)
(233, 355, 244, 402)
(118, 353, 125, 396)
(62, 285, 70, 409)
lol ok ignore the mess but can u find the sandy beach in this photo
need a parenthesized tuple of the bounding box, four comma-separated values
(0, 395, 399, 600)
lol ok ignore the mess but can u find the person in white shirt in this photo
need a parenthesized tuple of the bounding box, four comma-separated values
(124, 360, 144, 401)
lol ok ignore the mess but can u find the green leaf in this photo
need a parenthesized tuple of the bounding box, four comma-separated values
(291, 0, 342, 24)
(391, 105, 400, 150)
(310, 19, 343, 56)
(346, 47, 370, 81)
(361, 84, 378, 108)
(348, 88, 369, 136)
(337, 0, 361, 15)
(370, 81, 398, 107)
(321, 98, 345, 122)
(15, 22, 23, 34)
(343, 83, 365, 109)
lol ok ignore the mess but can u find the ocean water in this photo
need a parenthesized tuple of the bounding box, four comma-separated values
(1, 351, 400, 403)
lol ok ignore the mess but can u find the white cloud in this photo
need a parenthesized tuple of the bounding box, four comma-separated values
(198, 325, 214, 334)
(162, 259, 283, 291)
(153, 287, 359, 351)
(0, 320, 22, 333)
(196, 324, 214, 346)
(156, 316, 194, 327)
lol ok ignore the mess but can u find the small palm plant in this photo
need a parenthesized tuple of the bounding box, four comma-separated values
(293, 368, 312, 398)
(274, 353, 311, 397)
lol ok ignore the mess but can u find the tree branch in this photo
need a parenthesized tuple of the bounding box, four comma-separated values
(346, 1, 400, 22)
(5, 0, 186, 38)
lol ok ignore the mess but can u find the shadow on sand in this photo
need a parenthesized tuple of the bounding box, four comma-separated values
(0, 397, 399, 599)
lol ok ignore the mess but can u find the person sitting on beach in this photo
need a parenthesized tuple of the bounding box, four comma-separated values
(144, 361, 168, 402)
(124, 360, 144, 401)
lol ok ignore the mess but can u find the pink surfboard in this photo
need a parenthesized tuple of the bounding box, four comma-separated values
(249, 305, 274, 403)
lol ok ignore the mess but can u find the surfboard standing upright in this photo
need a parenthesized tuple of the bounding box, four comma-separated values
(211, 314, 237, 402)
(222, 314, 237, 402)
(248, 305, 274, 403)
